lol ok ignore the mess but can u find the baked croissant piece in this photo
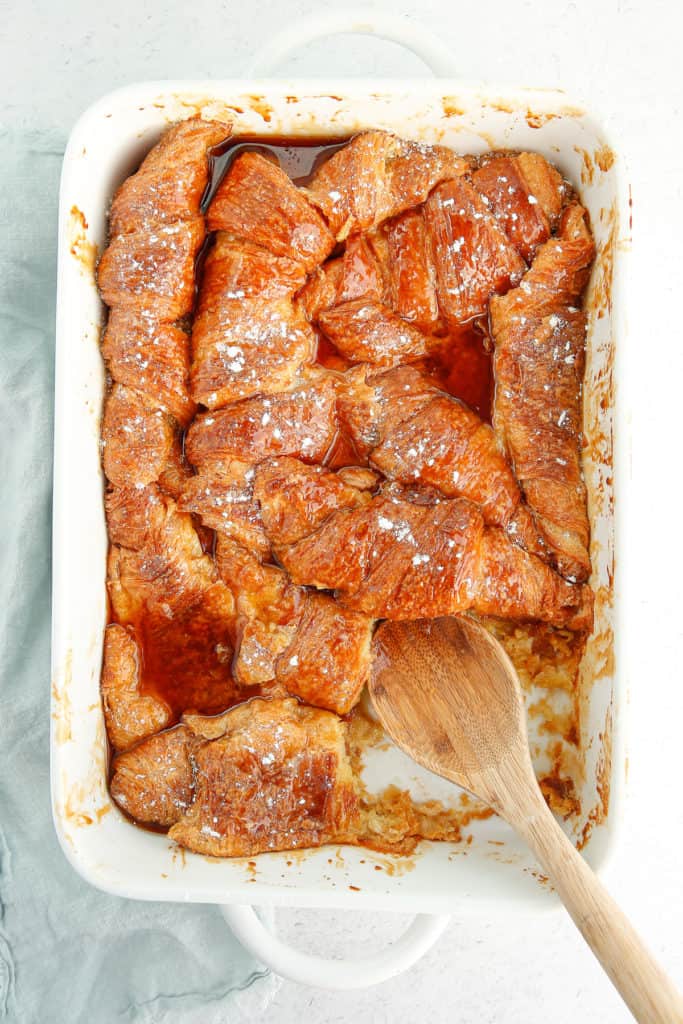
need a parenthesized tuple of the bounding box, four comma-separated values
(254, 457, 593, 630)
(111, 698, 360, 856)
(491, 204, 595, 581)
(337, 364, 546, 559)
(215, 537, 373, 715)
(303, 129, 469, 239)
(190, 232, 316, 409)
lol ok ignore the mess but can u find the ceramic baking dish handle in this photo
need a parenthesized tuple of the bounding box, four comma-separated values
(245, 10, 458, 78)
(221, 904, 449, 988)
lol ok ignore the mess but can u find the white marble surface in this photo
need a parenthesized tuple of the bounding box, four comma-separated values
(5, 0, 683, 1019)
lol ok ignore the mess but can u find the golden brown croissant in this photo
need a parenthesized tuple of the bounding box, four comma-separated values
(109, 116, 231, 234)
(491, 203, 595, 581)
(425, 177, 526, 326)
(185, 375, 338, 467)
(337, 365, 545, 558)
(111, 697, 360, 852)
(101, 624, 172, 753)
(98, 216, 205, 323)
(208, 151, 335, 271)
(298, 234, 388, 322)
(254, 457, 592, 630)
(318, 298, 435, 366)
(102, 310, 196, 427)
(216, 537, 372, 714)
(110, 724, 194, 825)
(304, 130, 468, 240)
(382, 207, 442, 332)
(471, 152, 565, 262)
(190, 232, 317, 409)
(169, 698, 359, 857)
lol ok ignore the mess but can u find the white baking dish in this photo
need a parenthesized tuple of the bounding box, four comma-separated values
(52, 14, 628, 987)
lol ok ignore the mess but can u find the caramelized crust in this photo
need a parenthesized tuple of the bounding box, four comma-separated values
(253, 456, 376, 547)
(215, 537, 301, 686)
(190, 228, 315, 409)
(102, 309, 195, 426)
(301, 210, 442, 335)
(99, 127, 597, 854)
(370, 393, 532, 535)
(516, 152, 566, 228)
(234, 615, 296, 687)
(179, 460, 269, 556)
(472, 154, 552, 262)
(336, 365, 543, 557)
(304, 130, 468, 239)
(107, 497, 225, 615)
(336, 363, 437, 459)
(492, 203, 594, 321)
(474, 529, 592, 629)
(110, 725, 194, 825)
(491, 204, 595, 580)
(207, 152, 335, 271)
(338, 234, 389, 304)
(384, 208, 441, 331)
(105, 483, 166, 551)
(319, 299, 434, 366)
(216, 537, 371, 714)
(298, 259, 345, 322)
(111, 698, 360, 853)
(169, 698, 360, 856)
(190, 296, 315, 409)
(97, 216, 205, 322)
(297, 235, 390, 324)
(109, 117, 231, 234)
(274, 489, 485, 619)
(493, 309, 590, 580)
(182, 375, 340, 568)
(425, 178, 525, 326)
(101, 624, 171, 752)
(101, 384, 176, 489)
(274, 593, 373, 714)
(185, 376, 338, 466)
(257, 459, 591, 628)
(157, 434, 194, 500)
(198, 233, 307, 310)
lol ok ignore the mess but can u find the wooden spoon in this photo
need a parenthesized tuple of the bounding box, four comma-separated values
(370, 616, 683, 1024)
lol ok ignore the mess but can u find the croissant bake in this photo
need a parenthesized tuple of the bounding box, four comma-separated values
(97, 119, 595, 856)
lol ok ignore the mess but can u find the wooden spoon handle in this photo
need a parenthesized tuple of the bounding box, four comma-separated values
(515, 794, 683, 1023)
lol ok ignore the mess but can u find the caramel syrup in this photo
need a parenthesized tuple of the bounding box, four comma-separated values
(202, 135, 349, 211)
(420, 322, 494, 423)
(112, 608, 250, 722)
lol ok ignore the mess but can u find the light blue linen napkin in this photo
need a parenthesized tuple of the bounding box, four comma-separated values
(0, 126, 278, 1023)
